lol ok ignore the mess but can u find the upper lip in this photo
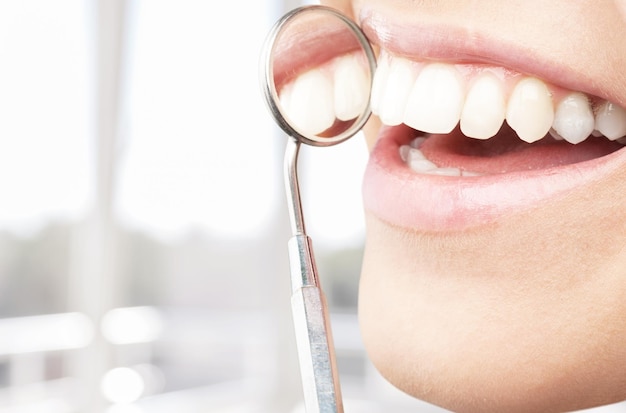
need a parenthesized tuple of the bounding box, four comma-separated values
(359, 8, 626, 107)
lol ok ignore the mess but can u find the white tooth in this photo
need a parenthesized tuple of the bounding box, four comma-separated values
(287, 69, 335, 136)
(426, 167, 461, 176)
(370, 54, 390, 115)
(378, 57, 416, 126)
(410, 137, 426, 148)
(409, 157, 438, 172)
(404, 63, 464, 134)
(460, 72, 506, 139)
(552, 92, 594, 144)
(506, 77, 554, 143)
(279, 83, 293, 116)
(334, 54, 370, 121)
(549, 128, 564, 141)
(461, 170, 483, 177)
(407, 146, 426, 161)
(399, 145, 411, 161)
(595, 101, 626, 140)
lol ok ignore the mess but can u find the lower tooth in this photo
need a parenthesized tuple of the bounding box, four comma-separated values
(410, 137, 426, 149)
(461, 170, 483, 177)
(410, 158, 437, 172)
(400, 145, 473, 177)
(426, 167, 461, 176)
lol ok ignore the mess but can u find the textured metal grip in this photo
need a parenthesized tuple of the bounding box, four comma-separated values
(288, 235, 343, 413)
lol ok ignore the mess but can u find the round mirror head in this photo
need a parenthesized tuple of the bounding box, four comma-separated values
(261, 6, 376, 147)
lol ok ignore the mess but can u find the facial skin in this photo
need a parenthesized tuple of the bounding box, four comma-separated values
(318, 1, 626, 412)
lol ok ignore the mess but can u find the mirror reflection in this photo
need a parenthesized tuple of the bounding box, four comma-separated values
(269, 7, 374, 140)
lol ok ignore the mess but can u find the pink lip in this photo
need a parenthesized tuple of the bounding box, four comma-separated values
(359, 7, 626, 231)
(363, 125, 626, 231)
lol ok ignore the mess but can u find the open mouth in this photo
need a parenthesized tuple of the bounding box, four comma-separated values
(363, 57, 626, 231)
(356, 8, 626, 232)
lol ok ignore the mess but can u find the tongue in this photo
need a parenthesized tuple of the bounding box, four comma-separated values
(419, 125, 623, 174)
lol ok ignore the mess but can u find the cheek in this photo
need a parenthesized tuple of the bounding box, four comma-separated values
(358, 214, 626, 413)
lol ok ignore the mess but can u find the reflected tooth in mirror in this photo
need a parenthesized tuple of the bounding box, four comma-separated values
(379, 56, 416, 126)
(279, 83, 294, 117)
(285, 69, 335, 136)
(334, 54, 369, 121)
(266, 5, 376, 144)
(552, 92, 594, 144)
(403, 63, 464, 134)
(595, 101, 626, 141)
(506, 77, 554, 143)
(460, 72, 506, 140)
(369, 55, 390, 115)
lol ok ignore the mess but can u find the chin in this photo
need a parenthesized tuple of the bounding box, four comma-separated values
(359, 212, 626, 412)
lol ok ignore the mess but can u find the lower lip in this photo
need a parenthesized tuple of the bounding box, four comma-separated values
(362, 124, 626, 231)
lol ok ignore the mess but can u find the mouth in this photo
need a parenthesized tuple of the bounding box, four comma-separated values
(359, 10, 626, 231)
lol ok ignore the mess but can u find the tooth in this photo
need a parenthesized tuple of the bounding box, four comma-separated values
(407, 146, 426, 161)
(370, 54, 390, 115)
(426, 167, 461, 176)
(404, 146, 437, 172)
(409, 158, 438, 172)
(506, 77, 554, 143)
(278, 83, 293, 116)
(378, 57, 416, 126)
(399, 145, 411, 161)
(400, 145, 427, 163)
(404, 63, 464, 134)
(334, 54, 370, 121)
(549, 128, 564, 141)
(286, 69, 335, 136)
(551, 92, 595, 144)
(461, 170, 483, 177)
(460, 72, 506, 139)
(595, 101, 626, 140)
(410, 137, 426, 148)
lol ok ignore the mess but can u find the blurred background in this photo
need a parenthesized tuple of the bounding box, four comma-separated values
(0, 1, 624, 413)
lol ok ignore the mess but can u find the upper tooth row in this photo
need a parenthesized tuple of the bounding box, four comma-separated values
(278, 53, 370, 137)
(372, 54, 626, 144)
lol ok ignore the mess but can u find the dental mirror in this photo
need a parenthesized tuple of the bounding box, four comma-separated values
(260, 5, 375, 413)
(261, 5, 376, 147)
